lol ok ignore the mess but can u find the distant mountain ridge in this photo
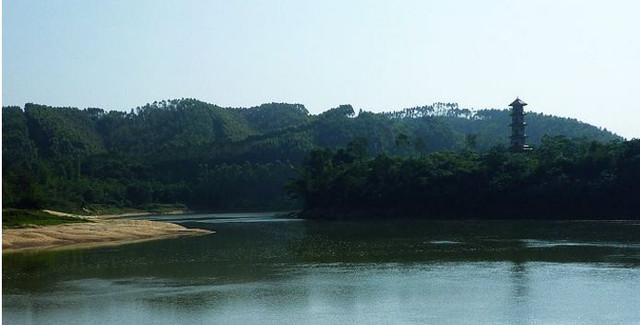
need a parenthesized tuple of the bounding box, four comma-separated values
(4, 99, 620, 162)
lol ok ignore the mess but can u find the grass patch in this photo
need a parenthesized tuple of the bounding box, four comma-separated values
(138, 203, 188, 214)
(82, 204, 145, 216)
(84, 203, 188, 215)
(2, 209, 88, 229)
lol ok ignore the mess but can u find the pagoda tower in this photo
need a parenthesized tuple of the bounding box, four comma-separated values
(509, 98, 531, 152)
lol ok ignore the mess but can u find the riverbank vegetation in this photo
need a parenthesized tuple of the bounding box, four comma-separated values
(289, 137, 640, 219)
(3, 99, 621, 214)
(2, 209, 88, 229)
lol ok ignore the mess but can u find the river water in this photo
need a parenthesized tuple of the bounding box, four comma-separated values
(3, 213, 640, 324)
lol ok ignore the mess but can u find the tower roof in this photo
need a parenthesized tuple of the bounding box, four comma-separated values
(509, 98, 527, 107)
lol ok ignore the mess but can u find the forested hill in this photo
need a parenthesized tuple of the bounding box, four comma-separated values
(290, 138, 640, 219)
(2, 98, 621, 211)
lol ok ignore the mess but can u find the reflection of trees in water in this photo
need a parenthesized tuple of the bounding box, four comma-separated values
(293, 220, 640, 265)
(507, 261, 531, 323)
(510, 262, 529, 301)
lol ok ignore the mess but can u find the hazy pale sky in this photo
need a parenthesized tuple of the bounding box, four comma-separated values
(3, 0, 639, 138)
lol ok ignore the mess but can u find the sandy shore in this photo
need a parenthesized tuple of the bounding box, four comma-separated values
(3, 211, 212, 253)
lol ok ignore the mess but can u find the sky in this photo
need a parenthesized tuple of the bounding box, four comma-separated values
(3, 0, 639, 138)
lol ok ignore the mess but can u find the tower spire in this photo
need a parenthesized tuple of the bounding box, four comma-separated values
(509, 98, 531, 152)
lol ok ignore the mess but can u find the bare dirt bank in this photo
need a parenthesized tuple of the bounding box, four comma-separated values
(3, 217, 212, 253)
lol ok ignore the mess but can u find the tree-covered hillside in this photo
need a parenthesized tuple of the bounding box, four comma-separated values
(290, 136, 640, 219)
(2, 99, 622, 212)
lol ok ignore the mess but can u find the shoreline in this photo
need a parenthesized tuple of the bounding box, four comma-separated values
(41, 209, 190, 219)
(3, 210, 213, 254)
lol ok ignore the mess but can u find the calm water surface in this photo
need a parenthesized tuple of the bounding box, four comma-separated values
(4, 214, 640, 324)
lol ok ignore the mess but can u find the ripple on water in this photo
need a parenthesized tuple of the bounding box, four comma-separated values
(521, 239, 640, 249)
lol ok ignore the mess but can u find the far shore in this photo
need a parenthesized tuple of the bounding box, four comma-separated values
(2, 209, 213, 254)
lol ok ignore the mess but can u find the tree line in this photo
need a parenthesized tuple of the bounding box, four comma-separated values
(289, 136, 639, 219)
(2, 98, 622, 212)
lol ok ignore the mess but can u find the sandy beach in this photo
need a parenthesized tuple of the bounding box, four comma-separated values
(3, 211, 212, 253)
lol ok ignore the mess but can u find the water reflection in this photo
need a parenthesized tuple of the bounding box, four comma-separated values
(4, 217, 640, 324)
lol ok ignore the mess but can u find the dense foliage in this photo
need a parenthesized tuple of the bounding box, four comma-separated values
(2, 99, 622, 212)
(290, 137, 640, 219)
